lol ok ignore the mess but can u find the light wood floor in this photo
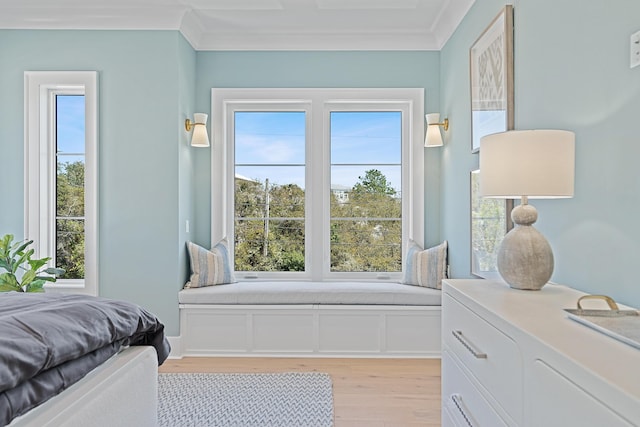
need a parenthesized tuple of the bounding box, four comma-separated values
(160, 357, 441, 427)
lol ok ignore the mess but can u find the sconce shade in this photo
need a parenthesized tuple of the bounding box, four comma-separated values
(479, 130, 575, 199)
(189, 113, 210, 147)
(425, 113, 444, 147)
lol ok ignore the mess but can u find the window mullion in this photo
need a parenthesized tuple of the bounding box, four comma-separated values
(306, 99, 326, 280)
(44, 89, 57, 265)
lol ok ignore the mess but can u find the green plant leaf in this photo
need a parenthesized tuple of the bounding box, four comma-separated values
(11, 240, 32, 257)
(43, 267, 65, 276)
(15, 248, 34, 269)
(0, 234, 13, 250)
(20, 269, 37, 287)
(28, 258, 49, 271)
(26, 279, 45, 292)
(0, 272, 21, 292)
(0, 282, 21, 292)
(0, 235, 60, 291)
(0, 272, 19, 286)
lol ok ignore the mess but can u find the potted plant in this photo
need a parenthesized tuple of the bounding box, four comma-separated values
(0, 234, 65, 292)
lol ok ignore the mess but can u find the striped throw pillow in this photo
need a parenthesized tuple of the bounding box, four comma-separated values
(401, 240, 448, 289)
(185, 239, 237, 288)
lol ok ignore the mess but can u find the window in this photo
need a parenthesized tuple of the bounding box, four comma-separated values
(329, 111, 402, 273)
(212, 89, 424, 281)
(234, 111, 306, 272)
(25, 71, 98, 295)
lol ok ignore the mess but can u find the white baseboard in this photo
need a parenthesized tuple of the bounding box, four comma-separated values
(166, 336, 182, 359)
(178, 304, 441, 358)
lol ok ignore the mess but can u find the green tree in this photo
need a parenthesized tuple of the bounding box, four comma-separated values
(234, 179, 305, 272)
(351, 169, 396, 197)
(234, 170, 402, 273)
(56, 161, 85, 279)
(330, 169, 401, 272)
(471, 172, 507, 272)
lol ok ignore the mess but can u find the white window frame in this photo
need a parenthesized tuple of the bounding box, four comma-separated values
(25, 71, 99, 295)
(212, 88, 424, 282)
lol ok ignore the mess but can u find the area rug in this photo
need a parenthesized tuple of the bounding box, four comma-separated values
(158, 372, 334, 427)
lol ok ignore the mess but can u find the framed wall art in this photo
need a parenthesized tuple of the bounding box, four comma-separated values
(470, 5, 514, 153)
(470, 170, 513, 279)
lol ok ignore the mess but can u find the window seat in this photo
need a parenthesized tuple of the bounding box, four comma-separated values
(178, 281, 441, 306)
(177, 281, 441, 358)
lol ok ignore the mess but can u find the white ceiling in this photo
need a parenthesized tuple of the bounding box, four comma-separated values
(0, 0, 475, 50)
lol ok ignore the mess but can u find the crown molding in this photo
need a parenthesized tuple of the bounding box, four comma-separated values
(187, 30, 442, 51)
(429, 0, 475, 49)
(0, 0, 477, 51)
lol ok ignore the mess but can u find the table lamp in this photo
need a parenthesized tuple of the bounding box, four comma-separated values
(479, 130, 575, 290)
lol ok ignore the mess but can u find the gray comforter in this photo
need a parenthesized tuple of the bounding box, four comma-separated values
(0, 292, 170, 426)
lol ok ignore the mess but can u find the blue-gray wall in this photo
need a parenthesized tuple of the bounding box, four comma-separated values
(440, 0, 640, 308)
(2, 0, 639, 336)
(0, 30, 195, 335)
(0, 40, 439, 335)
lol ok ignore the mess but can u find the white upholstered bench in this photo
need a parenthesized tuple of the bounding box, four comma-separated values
(178, 281, 441, 358)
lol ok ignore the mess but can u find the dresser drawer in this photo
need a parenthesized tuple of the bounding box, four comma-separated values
(442, 350, 509, 427)
(529, 359, 635, 427)
(442, 293, 522, 422)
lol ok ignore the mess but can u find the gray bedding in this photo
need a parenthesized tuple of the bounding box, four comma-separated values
(0, 292, 170, 426)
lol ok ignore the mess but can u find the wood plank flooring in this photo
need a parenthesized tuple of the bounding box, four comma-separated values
(160, 357, 441, 427)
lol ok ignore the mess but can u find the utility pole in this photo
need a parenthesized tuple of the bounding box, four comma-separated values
(263, 178, 269, 257)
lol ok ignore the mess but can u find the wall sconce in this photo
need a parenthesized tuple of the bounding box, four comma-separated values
(185, 113, 210, 147)
(425, 113, 449, 147)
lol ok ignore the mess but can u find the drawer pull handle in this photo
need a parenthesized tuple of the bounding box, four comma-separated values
(451, 394, 475, 427)
(452, 330, 487, 359)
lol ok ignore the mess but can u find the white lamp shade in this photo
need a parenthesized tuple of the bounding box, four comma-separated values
(191, 113, 210, 147)
(425, 113, 444, 147)
(479, 130, 575, 199)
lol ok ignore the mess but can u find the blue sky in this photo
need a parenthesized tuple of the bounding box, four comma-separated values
(57, 102, 402, 192)
(234, 111, 402, 192)
(56, 95, 85, 165)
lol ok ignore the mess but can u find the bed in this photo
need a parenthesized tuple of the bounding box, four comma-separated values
(0, 292, 170, 427)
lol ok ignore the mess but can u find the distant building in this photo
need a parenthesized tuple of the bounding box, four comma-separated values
(234, 173, 257, 183)
(331, 184, 351, 204)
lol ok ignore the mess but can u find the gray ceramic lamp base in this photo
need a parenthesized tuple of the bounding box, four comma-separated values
(497, 203, 554, 290)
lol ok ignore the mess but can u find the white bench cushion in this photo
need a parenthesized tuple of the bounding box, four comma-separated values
(178, 281, 441, 306)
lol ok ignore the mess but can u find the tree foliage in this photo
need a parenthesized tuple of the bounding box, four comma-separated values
(234, 169, 402, 273)
(471, 172, 507, 272)
(331, 169, 401, 272)
(56, 161, 85, 279)
(234, 180, 305, 272)
(351, 169, 396, 197)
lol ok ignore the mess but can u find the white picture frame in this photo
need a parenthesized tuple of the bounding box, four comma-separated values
(470, 5, 514, 153)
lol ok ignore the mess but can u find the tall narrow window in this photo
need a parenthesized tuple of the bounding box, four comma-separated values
(25, 71, 98, 295)
(56, 95, 86, 279)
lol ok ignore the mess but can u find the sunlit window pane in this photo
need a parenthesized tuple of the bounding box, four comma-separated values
(55, 95, 85, 279)
(56, 219, 85, 279)
(235, 112, 305, 165)
(330, 112, 402, 272)
(234, 112, 306, 272)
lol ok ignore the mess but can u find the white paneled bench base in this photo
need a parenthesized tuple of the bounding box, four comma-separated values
(178, 281, 441, 358)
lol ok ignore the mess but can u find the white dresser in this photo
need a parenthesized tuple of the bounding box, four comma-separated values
(441, 279, 640, 427)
